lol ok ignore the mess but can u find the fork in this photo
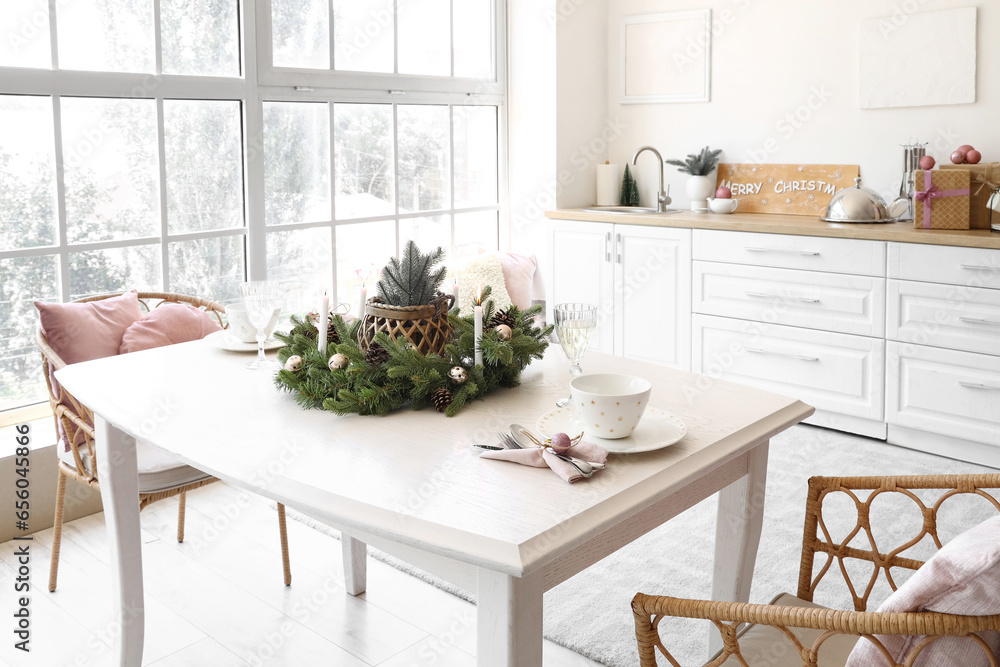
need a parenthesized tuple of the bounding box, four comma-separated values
(496, 432, 595, 478)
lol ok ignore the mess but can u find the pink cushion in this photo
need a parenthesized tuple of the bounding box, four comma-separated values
(846, 515, 1000, 666)
(36, 290, 142, 365)
(498, 253, 537, 310)
(35, 291, 142, 451)
(120, 303, 221, 354)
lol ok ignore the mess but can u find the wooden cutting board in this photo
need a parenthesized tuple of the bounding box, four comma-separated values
(715, 164, 861, 215)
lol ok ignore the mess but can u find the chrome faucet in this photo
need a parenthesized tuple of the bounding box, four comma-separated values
(631, 146, 672, 213)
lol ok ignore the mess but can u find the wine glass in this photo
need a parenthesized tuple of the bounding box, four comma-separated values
(553, 303, 597, 405)
(240, 281, 281, 371)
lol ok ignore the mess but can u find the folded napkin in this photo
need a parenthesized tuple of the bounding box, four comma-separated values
(479, 441, 609, 483)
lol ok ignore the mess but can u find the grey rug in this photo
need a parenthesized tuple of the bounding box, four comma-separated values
(287, 424, 999, 666)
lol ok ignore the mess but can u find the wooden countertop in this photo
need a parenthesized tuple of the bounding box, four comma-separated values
(546, 209, 1000, 249)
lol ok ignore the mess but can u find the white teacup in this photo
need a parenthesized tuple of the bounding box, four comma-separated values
(570, 373, 652, 439)
(225, 304, 281, 343)
(709, 197, 739, 214)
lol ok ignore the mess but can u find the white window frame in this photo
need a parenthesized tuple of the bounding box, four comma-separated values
(0, 0, 509, 414)
(254, 0, 505, 97)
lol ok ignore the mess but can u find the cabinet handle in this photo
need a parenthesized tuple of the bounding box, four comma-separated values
(745, 246, 820, 257)
(605, 232, 611, 262)
(745, 347, 820, 362)
(616, 233, 623, 264)
(959, 316, 1000, 326)
(960, 264, 1000, 271)
(959, 381, 1000, 391)
(744, 290, 821, 304)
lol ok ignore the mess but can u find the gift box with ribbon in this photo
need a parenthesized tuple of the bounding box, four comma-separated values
(940, 162, 1000, 229)
(913, 169, 970, 230)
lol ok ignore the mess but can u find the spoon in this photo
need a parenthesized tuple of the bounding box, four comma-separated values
(509, 423, 605, 471)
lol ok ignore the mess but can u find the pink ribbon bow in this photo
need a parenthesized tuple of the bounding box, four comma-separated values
(915, 171, 970, 229)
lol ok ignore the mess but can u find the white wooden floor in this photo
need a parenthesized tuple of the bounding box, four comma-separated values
(0, 483, 605, 667)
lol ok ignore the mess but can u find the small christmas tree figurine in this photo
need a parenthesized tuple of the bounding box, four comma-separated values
(376, 240, 447, 307)
(619, 164, 640, 206)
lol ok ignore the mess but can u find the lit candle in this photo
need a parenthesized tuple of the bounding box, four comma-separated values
(473, 284, 483, 366)
(451, 276, 459, 306)
(318, 289, 329, 353)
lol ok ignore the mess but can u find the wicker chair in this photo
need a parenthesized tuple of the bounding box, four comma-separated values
(37, 292, 291, 592)
(633, 474, 1000, 666)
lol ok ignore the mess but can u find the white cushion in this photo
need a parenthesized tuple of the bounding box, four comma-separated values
(709, 593, 860, 667)
(58, 439, 212, 495)
(846, 515, 1000, 667)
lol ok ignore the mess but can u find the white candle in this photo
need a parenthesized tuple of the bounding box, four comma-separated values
(451, 279, 459, 306)
(473, 284, 483, 366)
(358, 283, 367, 320)
(318, 290, 329, 353)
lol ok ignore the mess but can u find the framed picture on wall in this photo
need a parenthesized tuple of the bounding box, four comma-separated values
(620, 10, 711, 104)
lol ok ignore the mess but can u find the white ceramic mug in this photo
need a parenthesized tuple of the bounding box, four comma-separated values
(709, 198, 739, 214)
(570, 373, 652, 439)
(225, 304, 281, 343)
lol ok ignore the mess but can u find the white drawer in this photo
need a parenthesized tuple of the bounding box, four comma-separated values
(693, 230, 886, 276)
(693, 262, 885, 337)
(692, 315, 884, 421)
(886, 342, 1000, 446)
(887, 279, 1000, 355)
(888, 243, 1000, 289)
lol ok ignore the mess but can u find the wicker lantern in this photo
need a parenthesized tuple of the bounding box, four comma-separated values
(358, 294, 455, 356)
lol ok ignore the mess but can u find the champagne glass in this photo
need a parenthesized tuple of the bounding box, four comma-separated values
(240, 281, 281, 371)
(554, 303, 597, 406)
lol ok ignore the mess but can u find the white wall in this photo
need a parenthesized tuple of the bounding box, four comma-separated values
(606, 0, 1000, 210)
(507, 0, 558, 257)
(555, 0, 611, 209)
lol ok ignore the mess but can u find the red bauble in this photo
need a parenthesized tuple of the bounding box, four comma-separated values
(715, 186, 732, 199)
(951, 149, 967, 164)
(918, 155, 935, 170)
(958, 144, 975, 153)
(966, 149, 982, 164)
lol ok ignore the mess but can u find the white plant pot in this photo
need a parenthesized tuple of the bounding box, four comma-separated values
(685, 175, 714, 212)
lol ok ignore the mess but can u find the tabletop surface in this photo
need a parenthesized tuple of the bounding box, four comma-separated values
(56, 342, 812, 575)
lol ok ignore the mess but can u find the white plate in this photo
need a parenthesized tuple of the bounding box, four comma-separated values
(536, 406, 687, 454)
(205, 330, 285, 352)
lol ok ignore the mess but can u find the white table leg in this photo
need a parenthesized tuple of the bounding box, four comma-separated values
(342, 534, 367, 595)
(709, 440, 769, 657)
(476, 569, 543, 667)
(94, 416, 144, 667)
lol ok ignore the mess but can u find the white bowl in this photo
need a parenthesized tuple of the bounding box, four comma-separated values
(569, 373, 652, 439)
(225, 304, 281, 343)
(709, 198, 739, 214)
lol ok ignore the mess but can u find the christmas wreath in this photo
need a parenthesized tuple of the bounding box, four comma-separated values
(273, 242, 553, 417)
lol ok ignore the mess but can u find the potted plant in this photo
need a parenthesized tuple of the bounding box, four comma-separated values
(667, 146, 723, 212)
(359, 240, 455, 356)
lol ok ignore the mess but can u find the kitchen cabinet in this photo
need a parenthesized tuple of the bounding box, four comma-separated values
(549, 220, 691, 369)
(547, 210, 1000, 465)
(691, 231, 887, 439)
(885, 243, 1000, 465)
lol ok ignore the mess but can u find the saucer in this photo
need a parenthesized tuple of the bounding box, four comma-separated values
(205, 330, 285, 352)
(536, 406, 687, 454)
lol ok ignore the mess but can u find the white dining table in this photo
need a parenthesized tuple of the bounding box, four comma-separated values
(55, 341, 813, 667)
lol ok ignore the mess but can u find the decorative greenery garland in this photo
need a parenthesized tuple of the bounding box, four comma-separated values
(274, 295, 553, 417)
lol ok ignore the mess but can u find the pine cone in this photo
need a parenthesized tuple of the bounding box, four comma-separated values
(491, 308, 516, 329)
(431, 386, 453, 413)
(306, 312, 339, 344)
(365, 343, 389, 366)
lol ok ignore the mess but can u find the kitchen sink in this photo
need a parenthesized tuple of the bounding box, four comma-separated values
(580, 206, 679, 215)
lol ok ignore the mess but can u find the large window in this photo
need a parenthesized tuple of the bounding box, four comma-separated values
(0, 0, 503, 413)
